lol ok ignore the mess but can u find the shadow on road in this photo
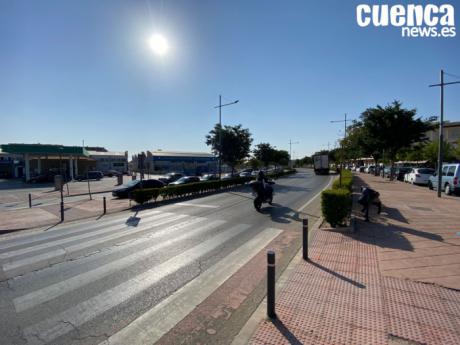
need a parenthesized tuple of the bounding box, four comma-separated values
(260, 203, 302, 224)
(308, 260, 366, 289)
(271, 318, 303, 345)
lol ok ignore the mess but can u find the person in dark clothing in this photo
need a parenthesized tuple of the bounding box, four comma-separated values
(257, 171, 273, 202)
(358, 187, 382, 221)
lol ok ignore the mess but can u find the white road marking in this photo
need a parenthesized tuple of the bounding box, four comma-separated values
(0, 212, 171, 259)
(297, 174, 334, 212)
(175, 202, 219, 208)
(99, 227, 282, 345)
(3, 214, 189, 277)
(0, 209, 163, 251)
(14, 218, 225, 312)
(22, 224, 250, 345)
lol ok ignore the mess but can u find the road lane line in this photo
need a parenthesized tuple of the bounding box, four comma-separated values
(99, 227, 282, 345)
(0, 212, 174, 260)
(22, 223, 251, 345)
(175, 203, 219, 208)
(14, 218, 225, 312)
(3, 214, 189, 277)
(0, 209, 163, 251)
(297, 174, 334, 212)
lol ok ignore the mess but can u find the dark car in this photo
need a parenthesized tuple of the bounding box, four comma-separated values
(28, 171, 61, 183)
(158, 172, 184, 184)
(104, 170, 121, 177)
(112, 179, 165, 198)
(200, 174, 219, 181)
(395, 167, 412, 181)
(76, 171, 104, 181)
(169, 176, 201, 185)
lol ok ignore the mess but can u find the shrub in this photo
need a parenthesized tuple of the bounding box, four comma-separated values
(132, 188, 160, 204)
(332, 170, 353, 192)
(321, 188, 351, 227)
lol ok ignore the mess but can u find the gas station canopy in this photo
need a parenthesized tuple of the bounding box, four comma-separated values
(0, 144, 90, 157)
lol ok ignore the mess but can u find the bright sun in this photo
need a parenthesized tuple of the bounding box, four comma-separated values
(149, 34, 169, 55)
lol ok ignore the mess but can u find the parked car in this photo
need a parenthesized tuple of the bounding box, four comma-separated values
(104, 170, 121, 177)
(169, 176, 201, 185)
(200, 174, 219, 181)
(112, 179, 165, 198)
(365, 165, 375, 174)
(357, 166, 365, 172)
(221, 173, 239, 180)
(380, 166, 391, 178)
(428, 163, 460, 195)
(239, 171, 252, 177)
(158, 172, 184, 184)
(395, 167, 412, 181)
(28, 171, 64, 183)
(75, 171, 104, 181)
(405, 168, 435, 185)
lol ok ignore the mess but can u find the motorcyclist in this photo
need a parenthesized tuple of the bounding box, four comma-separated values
(257, 171, 272, 200)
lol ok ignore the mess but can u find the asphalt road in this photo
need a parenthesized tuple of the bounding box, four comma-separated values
(0, 169, 332, 345)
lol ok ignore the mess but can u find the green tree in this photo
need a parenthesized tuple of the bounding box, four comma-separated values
(253, 143, 277, 167)
(272, 149, 290, 167)
(206, 124, 253, 174)
(422, 140, 456, 165)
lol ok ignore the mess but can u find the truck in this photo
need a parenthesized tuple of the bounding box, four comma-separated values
(313, 154, 329, 175)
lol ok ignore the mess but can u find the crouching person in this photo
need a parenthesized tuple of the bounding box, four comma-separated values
(358, 187, 382, 222)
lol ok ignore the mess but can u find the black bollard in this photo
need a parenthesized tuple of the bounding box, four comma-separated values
(60, 201, 64, 222)
(267, 250, 276, 319)
(103, 196, 107, 214)
(302, 218, 308, 261)
(28, 193, 32, 208)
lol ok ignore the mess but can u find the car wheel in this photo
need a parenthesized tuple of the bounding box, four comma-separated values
(445, 184, 452, 195)
(428, 181, 433, 190)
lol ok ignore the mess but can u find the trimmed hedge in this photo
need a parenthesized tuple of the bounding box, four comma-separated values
(321, 188, 351, 227)
(332, 169, 353, 192)
(131, 169, 297, 205)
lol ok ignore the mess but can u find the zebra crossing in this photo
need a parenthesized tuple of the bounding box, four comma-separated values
(0, 208, 283, 345)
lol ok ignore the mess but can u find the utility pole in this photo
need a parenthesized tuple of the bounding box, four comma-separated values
(214, 95, 239, 179)
(289, 140, 299, 168)
(429, 70, 460, 197)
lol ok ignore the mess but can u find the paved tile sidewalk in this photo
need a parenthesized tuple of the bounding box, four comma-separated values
(250, 173, 460, 345)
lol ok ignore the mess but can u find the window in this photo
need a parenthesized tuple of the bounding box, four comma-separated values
(447, 166, 456, 177)
(442, 166, 448, 176)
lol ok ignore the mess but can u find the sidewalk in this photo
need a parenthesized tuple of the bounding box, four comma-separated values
(249, 173, 460, 345)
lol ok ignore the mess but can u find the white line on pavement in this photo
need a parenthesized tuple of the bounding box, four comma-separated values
(297, 174, 334, 212)
(14, 218, 225, 312)
(99, 227, 282, 345)
(22, 223, 251, 345)
(175, 203, 219, 208)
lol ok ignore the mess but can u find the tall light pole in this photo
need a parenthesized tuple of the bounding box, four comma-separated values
(429, 70, 460, 197)
(331, 114, 348, 187)
(288, 140, 299, 168)
(214, 95, 239, 178)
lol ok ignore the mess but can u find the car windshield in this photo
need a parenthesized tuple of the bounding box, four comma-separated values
(418, 168, 435, 174)
(124, 180, 140, 187)
(175, 177, 187, 183)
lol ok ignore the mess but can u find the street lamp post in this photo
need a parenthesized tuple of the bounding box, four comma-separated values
(331, 114, 348, 187)
(214, 95, 239, 179)
(429, 70, 460, 197)
(289, 140, 299, 169)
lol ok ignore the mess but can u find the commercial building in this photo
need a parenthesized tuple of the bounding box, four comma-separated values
(131, 150, 217, 175)
(426, 121, 460, 148)
(0, 143, 128, 181)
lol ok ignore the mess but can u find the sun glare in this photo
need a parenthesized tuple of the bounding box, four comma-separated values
(149, 34, 169, 56)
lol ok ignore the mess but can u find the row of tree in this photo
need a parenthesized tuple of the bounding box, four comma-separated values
(205, 124, 291, 173)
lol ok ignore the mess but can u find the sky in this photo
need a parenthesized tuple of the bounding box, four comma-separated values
(1, 0, 460, 159)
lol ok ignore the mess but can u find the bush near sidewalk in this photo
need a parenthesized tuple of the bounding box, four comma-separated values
(131, 169, 297, 205)
(322, 170, 353, 227)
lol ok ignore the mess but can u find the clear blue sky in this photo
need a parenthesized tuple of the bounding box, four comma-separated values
(1, 0, 459, 159)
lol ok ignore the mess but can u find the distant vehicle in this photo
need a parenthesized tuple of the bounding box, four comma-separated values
(380, 166, 391, 178)
(158, 172, 184, 184)
(405, 168, 435, 185)
(28, 171, 66, 183)
(357, 166, 365, 173)
(222, 173, 239, 180)
(104, 170, 121, 177)
(112, 179, 165, 198)
(428, 163, 460, 195)
(365, 165, 375, 174)
(200, 174, 219, 181)
(75, 171, 104, 181)
(251, 170, 260, 176)
(313, 155, 329, 175)
(169, 176, 201, 185)
(239, 171, 252, 177)
(395, 167, 412, 181)
(239, 168, 253, 174)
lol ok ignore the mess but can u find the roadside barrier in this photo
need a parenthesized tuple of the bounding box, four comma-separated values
(267, 250, 276, 319)
(28, 193, 32, 208)
(103, 197, 107, 214)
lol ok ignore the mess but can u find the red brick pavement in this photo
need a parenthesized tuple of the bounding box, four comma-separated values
(250, 174, 460, 345)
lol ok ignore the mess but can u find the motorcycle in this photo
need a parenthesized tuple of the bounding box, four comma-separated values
(249, 180, 275, 211)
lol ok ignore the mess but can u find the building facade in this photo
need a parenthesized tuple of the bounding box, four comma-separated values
(87, 150, 128, 174)
(426, 121, 460, 148)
